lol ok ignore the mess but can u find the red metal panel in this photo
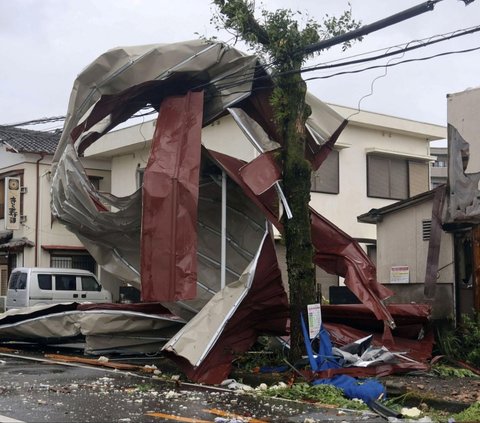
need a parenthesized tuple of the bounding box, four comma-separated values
(141, 91, 204, 302)
(208, 149, 396, 326)
(164, 234, 290, 384)
(310, 209, 396, 327)
(239, 150, 281, 195)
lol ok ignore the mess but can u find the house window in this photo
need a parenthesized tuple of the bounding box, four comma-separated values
(433, 160, 446, 168)
(88, 175, 103, 190)
(311, 149, 339, 194)
(51, 252, 96, 273)
(136, 168, 145, 189)
(367, 155, 429, 200)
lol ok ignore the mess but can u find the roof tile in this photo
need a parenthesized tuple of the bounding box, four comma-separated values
(0, 126, 61, 154)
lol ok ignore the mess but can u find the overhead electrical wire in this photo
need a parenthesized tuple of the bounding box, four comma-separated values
(303, 45, 480, 83)
(200, 24, 480, 94)
(4, 24, 480, 128)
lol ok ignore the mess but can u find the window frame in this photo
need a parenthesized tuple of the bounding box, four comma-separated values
(366, 154, 429, 201)
(311, 149, 340, 195)
(366, 154, 408, 200)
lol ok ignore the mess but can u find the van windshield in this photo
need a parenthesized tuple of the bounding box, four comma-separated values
(8, 272, 27, 290)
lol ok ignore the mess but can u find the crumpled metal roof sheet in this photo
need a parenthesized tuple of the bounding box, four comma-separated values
(47, 39, 407, 383)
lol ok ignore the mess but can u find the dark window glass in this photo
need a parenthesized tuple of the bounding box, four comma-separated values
(55, 275, 77, 291)
(311, 149, 339, 194)
(17, 273, 27, 290)
(38, 274, 52, 290)
(81, 276, 101, 291)
(8, 272, 20, 289)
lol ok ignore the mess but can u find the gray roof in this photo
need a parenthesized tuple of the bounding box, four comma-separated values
(357, 185, 446, 224)
(0, 126, 61, 154)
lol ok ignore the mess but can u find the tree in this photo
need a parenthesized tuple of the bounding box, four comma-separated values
(212, 0, 361, 361)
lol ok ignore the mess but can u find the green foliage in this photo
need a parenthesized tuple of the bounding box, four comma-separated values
(211, 0, 361, 66)
(133, 383, 156, 393)
(435, 313, 480, 369)
(432, 364, 480, 378)
(434, 320, 461, 358)
(452, 401, 480, 422)
(231, 336, 287, 371)
(459, 313, 480, 367)
(261, 382, 368, 410)
(322, 3, 363, 51)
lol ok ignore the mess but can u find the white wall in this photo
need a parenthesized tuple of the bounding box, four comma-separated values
(376, 201, 454, 285)
(310, 123, 436, 241)
(1, 150, 112, 269)
(202, 116, 259, 162)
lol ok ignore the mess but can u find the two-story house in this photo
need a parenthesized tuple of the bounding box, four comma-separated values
(0, 126, 112, 301)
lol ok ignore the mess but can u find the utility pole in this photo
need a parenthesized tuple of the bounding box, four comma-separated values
(304, 1, 442, 54)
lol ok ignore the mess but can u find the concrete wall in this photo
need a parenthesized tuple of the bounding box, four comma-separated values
(385, 283, 454, 320)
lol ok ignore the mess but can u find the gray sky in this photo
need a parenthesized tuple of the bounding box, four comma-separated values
(1, 0, 479, 133)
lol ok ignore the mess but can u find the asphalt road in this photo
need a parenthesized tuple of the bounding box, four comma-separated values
(0, 349, 385, 423)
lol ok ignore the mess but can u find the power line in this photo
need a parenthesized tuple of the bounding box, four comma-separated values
(6, 20, 479, 129)
(207, 24, 480, 92)
(201, 44, 480, 101)
(303, 45, 480, 83)
(304, 0, 443, 54)
(301, 25, 480, 75)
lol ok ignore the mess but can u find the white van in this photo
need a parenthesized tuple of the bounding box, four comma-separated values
(6, 267, 112, 310)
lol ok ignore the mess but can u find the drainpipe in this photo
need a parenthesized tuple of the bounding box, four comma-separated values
(35, 153, 45, 267)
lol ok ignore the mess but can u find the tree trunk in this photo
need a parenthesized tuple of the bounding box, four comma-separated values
(276, 72, 317, 362)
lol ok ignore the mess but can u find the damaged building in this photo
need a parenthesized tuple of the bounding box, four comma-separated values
(0, 126, 111, 304)
(358, 86, 480, 324)
(0, 40, 450, 382)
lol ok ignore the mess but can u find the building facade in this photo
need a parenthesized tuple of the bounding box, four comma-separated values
(0, 126, 111, 301)
(358, 188, 455, 320)
(431, 147, 448, 188)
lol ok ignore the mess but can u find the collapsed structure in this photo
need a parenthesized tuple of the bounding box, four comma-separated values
(0, 41, 433, 383)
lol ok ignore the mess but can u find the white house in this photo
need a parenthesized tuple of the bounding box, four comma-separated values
(0, 126, 111, 300)
(357, 187, 455, 320)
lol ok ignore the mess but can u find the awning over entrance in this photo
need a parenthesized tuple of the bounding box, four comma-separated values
(0, 237, 34, 251)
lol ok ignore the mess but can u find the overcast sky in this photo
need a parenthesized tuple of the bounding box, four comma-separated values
(1, 0, 479, 134)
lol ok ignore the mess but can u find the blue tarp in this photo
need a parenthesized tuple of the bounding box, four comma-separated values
(301, 314, 386, 403)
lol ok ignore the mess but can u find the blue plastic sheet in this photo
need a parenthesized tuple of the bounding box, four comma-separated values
(301, 314, 386, 403)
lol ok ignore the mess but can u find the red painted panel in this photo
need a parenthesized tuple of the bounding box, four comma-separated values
(141, 91, 204, 302)
(164, 234, 290, 384)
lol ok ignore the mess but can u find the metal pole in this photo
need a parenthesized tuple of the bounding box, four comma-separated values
(221, 171, 227, 289)
(304, 1, 441, 54)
